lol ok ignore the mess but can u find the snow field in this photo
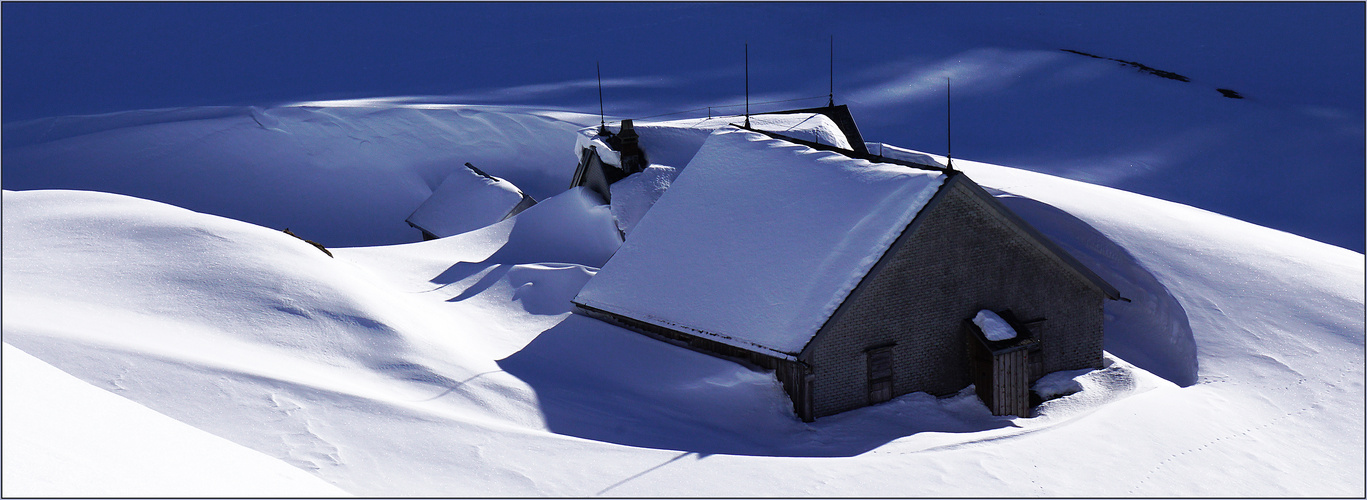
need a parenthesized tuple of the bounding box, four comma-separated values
(1, 344, 352, 497)
(2, 107, 1361, 496)
(2, 105, 602, 247)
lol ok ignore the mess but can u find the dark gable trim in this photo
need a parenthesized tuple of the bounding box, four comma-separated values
(569, 147, 594, 189)
(758, 104, 870, 155)
(570, 146, 629, 203)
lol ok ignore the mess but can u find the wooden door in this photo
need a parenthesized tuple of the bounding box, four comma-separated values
(867, 346, 894, 404)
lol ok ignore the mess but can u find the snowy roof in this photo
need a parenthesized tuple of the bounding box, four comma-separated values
(973, 310, 1018, 342)
(405, 164, 529, 238)
(866, 142, 948, 169)
(574, 128, 947, 359)
(574, 113, 852, 171)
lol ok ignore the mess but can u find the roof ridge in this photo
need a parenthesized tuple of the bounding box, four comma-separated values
(735, 125, 952, 174)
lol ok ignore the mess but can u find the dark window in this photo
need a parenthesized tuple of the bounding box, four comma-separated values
(1021, 318, 1046, 381)
(867, 346, 894, 404)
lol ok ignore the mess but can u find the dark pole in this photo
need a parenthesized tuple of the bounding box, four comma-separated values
(947, 78, 954, 171)
(597, 61, 606, 133)
(745, 43, 751, 128)
(828, 35, 835, 107)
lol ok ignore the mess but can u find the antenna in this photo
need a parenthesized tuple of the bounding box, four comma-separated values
(745, 43, 751, 128)
(597, 61, 606, 134)
(828, 35, 835, 107)
(946, 78, 954, 171)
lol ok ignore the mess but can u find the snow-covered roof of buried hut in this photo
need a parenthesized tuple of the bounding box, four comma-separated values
(574, 112, 852, 171)
(405, 164, 531, 238)
(573, 128, 947, 360)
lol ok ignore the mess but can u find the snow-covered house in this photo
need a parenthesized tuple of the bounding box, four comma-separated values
(569, 106, 863, 203)
(406, 162, 536, 240)
(572, 127, 1119, 421)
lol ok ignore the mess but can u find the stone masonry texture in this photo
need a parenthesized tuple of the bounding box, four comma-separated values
(805, 179, 1106, 418)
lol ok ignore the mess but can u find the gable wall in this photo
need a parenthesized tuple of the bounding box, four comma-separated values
(572, 149, 622, 203)
(805, 179, 1105, 418)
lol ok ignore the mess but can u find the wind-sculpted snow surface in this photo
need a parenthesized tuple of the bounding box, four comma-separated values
(2, 117, 1362, 495)
(608, 165, 678, 236)
(1, 105, 599, 247)
(1, 344, 351, 497)
(994, 194, 1199, 386)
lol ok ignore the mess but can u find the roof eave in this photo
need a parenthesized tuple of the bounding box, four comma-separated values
(572, 300, 801, 362)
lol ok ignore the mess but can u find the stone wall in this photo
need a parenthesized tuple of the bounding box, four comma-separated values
(805, 177, 1106, 418)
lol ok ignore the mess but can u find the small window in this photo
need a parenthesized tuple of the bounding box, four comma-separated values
(867, 346, 895, 404)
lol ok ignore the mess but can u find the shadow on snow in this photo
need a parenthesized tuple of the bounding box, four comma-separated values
(995, 194, 1198, 387)
(497, 315, 1016, 458)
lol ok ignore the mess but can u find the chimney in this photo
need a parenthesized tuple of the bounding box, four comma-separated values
(616, 119, 645, 174)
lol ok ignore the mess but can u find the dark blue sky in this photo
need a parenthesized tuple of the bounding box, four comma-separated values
(4, 2, 1363, 250)
(6, 2, 1361, 120)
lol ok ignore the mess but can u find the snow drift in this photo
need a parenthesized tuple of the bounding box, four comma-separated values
(2, 105, 1361, 496)
(1, 344, 350, 497)
(2, 105, 600, 247)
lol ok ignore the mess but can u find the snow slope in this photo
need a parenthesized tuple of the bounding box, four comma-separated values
(1, 344, 350, 497)
(2, 106, 1362, 496)
(1, 104, 600, 247)
(5, 4, 1361, 251)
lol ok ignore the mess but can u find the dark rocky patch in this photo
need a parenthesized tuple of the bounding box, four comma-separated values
(1216, 88, 1245, 99)
(1062, 49, 1248, 100)
(1061, 49, 1191, 82)
(283, 228, 334, 258)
